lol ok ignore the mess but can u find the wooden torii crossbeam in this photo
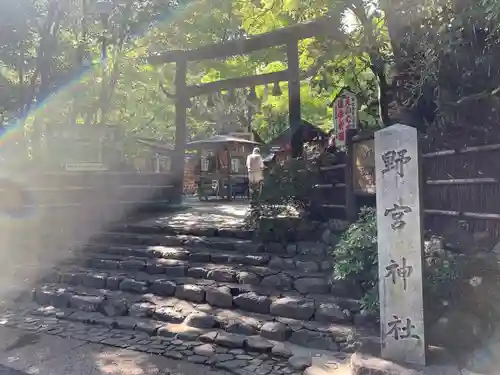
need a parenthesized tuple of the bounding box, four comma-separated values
(148, 16, 345, 198)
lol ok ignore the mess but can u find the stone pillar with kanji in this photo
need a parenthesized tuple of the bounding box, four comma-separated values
(375, 124, 426, 366)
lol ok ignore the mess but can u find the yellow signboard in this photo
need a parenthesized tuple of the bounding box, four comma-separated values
(353, 139, 375, 194)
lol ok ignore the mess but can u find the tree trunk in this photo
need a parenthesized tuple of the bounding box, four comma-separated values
(349, 0, 392, 126)
(378, 0, 429, 128)
(32, 0, 61, 157)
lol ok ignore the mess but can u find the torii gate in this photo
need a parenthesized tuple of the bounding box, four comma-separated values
(148, 16, 345, 200)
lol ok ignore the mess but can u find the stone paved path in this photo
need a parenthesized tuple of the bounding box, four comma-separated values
(0, 324, 466, 375)
(0, 325, 233, 375)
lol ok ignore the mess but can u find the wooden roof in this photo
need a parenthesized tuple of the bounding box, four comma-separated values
(135, 137, 173, 152)
(268, 120, 328, 146)
(186, 135, 262, 147)
(137, 130, 264, 151)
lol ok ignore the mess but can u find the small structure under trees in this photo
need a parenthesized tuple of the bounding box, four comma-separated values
(186, 135, 262, 201)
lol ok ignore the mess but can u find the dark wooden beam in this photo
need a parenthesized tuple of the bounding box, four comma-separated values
(148, 16, 344, 64)
(186, 70, 288, 97)
(173, 60, 187, 203)
(344, 129, 356, 221)
(287, 41, 302, 158)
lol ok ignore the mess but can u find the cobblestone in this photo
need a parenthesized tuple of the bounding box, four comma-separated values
(188, 355, 209, 364)
(214, 353, 235, 362)
(164, 351, 184, 360)
(216, 360, 249, 370)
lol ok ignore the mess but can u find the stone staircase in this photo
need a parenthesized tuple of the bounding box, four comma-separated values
(2, 219, 380, 374)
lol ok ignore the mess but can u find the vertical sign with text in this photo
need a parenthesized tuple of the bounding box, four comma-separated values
(333, 89, 358, 147)
(375, 124, 426, 366)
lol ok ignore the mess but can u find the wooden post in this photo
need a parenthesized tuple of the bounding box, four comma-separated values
(287, 41, 302, 158)
(174, 59, 187, 203)
(345, 129, 356, 221)
(227, 146, 232, 201)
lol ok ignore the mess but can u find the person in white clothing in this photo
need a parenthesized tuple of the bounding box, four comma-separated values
(246, 147, 265, 198)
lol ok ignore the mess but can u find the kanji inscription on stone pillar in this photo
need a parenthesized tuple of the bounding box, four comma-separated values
(375, 124, 426, 366)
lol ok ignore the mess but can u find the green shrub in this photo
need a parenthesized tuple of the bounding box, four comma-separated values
(245, 158, 315, 229)
(259, 158, 314, 213)
(331, 206, 468, 318)
(245, 146, 339, 230)
(332, 207, 378, 311)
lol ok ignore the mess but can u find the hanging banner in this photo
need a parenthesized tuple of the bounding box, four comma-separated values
(332, 89, 358, 147)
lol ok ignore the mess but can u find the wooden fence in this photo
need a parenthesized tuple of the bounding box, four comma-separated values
(422, 144, 500, 241)
(303, 130, 500, 242)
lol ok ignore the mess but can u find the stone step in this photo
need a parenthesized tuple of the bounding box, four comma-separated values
(58, 249, 335, 296)
(111, 217, 342, 243)
(78, 254, 331, 292)
(80, 245, 332, 272)
(30, 282, 377, 354)
(0, 304, 331, 375)
(54, 266, 333, 303)
(92, 231, 258, 250)
(32, 276, 363, 330)
(92, 232, 330, 259)
(111, 223, 254, 239)
(47, 265, 337, 301)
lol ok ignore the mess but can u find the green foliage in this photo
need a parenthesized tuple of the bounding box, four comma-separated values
(333, 209, 500, 349)
(332, 207, 378, 306)
(331, 207, 472, 319)
(377, 0, 500, 146)
(246, 158, 319, 242)
(8, 0, 498, 153)
(247, 158, 314, 224)
(260, 159, 313, 211)
(0, 0, 393, 157)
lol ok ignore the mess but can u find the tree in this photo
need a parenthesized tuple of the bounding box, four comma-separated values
(377, 0, 500, 148)
(0, 0, 397, 158)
